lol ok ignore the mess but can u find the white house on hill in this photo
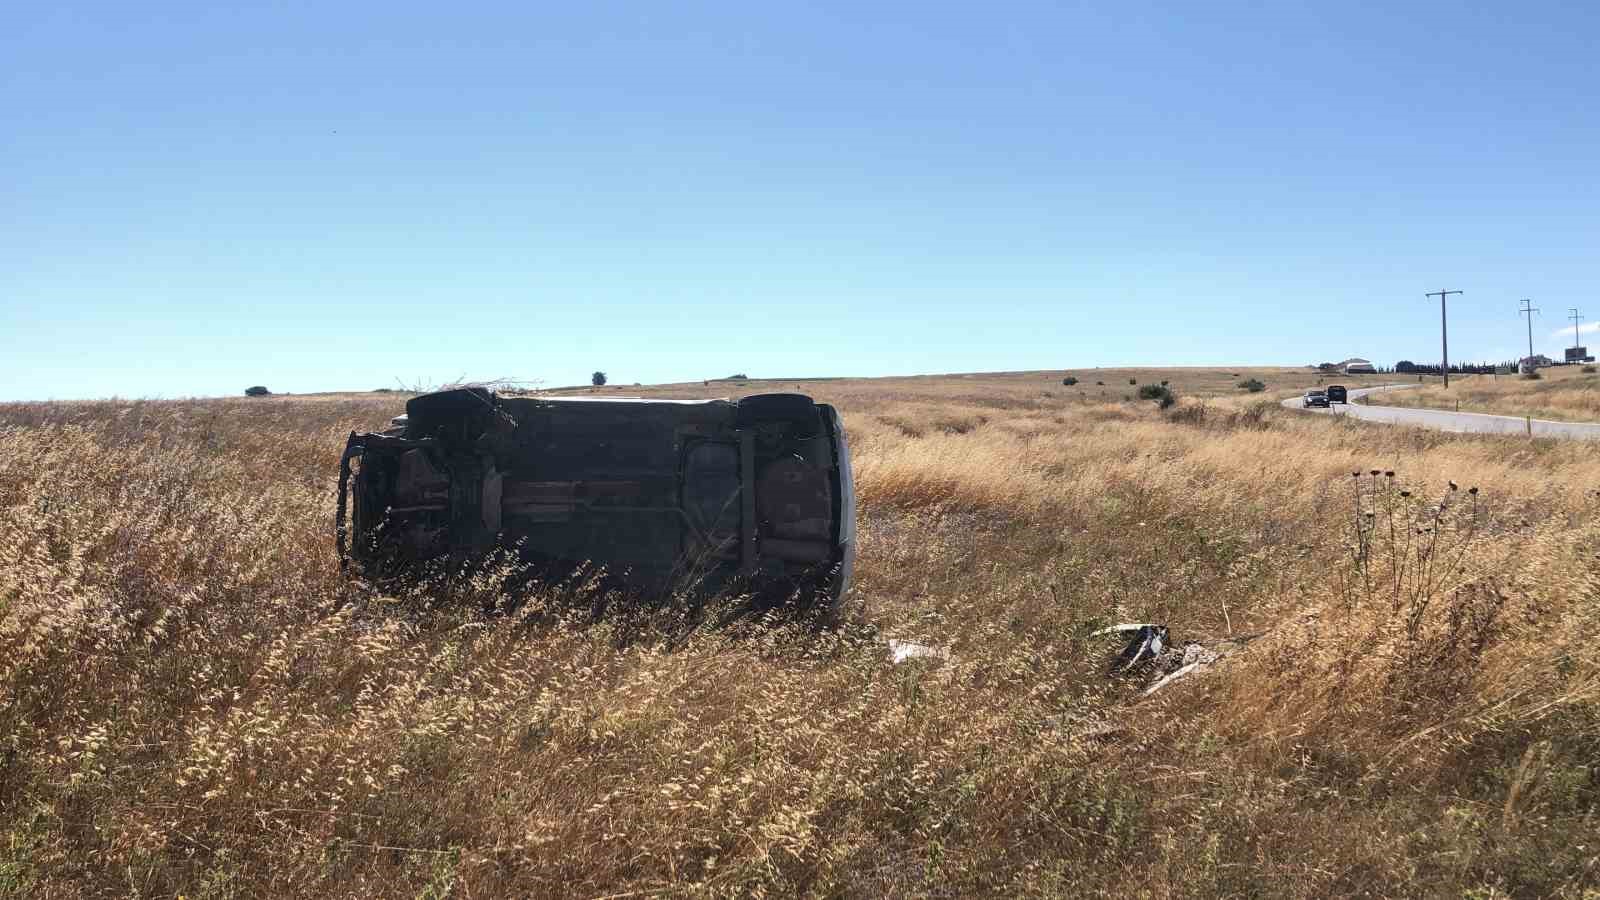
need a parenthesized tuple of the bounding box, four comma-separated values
(1520, 354, 1554, 374)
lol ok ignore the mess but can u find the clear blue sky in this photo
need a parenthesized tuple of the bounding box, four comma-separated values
(4, 1, 1596, 400)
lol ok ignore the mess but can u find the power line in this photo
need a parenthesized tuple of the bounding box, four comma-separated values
(1520, 298, 1541, 366)
(1426, 289, 1462, 388)
(1570, 307, 1584, 350)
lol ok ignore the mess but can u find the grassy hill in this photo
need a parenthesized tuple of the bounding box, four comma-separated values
(2, 369, 1596, 897)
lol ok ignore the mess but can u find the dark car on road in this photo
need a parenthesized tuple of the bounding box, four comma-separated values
(337, 387, 856, 617)
(1325, 384, 1348, 403)
(1302, 389, 1330, 408)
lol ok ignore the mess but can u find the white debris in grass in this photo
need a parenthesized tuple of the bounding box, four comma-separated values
(887, 639, 950, 664)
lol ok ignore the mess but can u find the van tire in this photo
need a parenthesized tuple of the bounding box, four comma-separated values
(737, 394, 822, 437)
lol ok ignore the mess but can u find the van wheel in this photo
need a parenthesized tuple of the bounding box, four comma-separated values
(737, 394, 822, 437)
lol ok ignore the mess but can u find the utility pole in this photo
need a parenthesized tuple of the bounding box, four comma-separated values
(1426, 289, 1462, 388)
(1570, 307, 1584, 350)
(1520, 298, 1541, 367)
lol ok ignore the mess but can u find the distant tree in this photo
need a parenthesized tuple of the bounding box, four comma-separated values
(1062, 376, 1079, 386)
(1394, 360, 1418, 373)
(727, 373, 749, 381)
(591, 371, 607, 386)
(244, 386, 270, 397)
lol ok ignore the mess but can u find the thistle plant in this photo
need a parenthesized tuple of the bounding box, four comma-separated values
(1344, 470, 1485, 640)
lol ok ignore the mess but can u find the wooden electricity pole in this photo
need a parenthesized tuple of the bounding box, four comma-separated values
(1426, 289, 1462, 388)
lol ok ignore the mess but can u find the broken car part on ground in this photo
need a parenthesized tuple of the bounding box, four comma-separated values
(337, 387, 856, 615)
(1096, 623, 1260, 695)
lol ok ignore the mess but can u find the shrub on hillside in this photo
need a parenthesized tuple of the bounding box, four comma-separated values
(1128, 378, 1138, 385)
(1163, 401, 1207, 425)
(1172, 399, 1275, 430)
(1521, 371, 1542, 380)
(1062, 376, 1078, 386)
(1584, 366, 1596, 374)
(1137, 384, 1176, 408)
(1238, 378, 1266, 393)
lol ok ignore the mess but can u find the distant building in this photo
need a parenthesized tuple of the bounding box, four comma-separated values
(1340, 358, 1376, 374)
(1520, 354, 1555, 373)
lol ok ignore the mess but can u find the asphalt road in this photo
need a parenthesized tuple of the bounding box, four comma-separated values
(1283, 384, 1600, 440)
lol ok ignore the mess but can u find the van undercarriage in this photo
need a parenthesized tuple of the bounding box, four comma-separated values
(337, 388, 855, 614)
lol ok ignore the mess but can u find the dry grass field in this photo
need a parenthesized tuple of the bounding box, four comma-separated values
(1373, 364, 1600, 423)
(3, 368, 1598, 898)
